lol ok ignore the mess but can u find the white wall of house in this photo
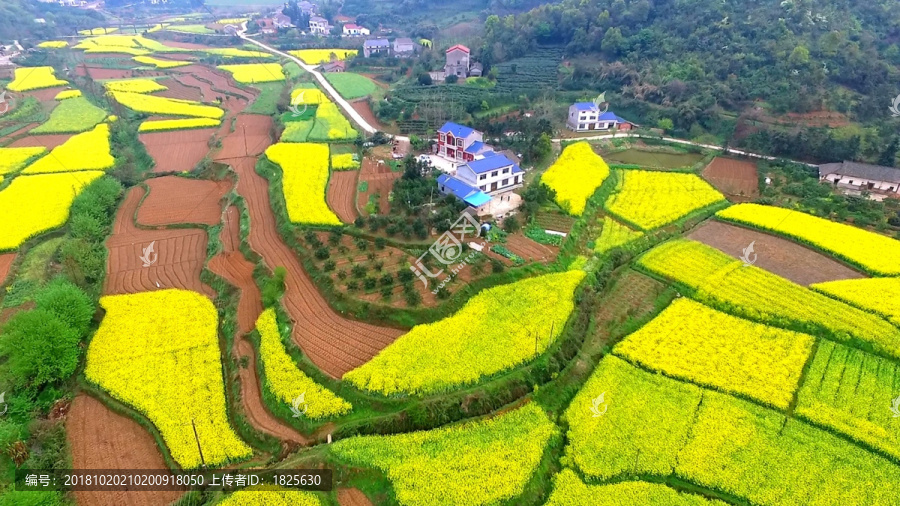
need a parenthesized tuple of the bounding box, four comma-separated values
(823, 174, 900, 194)
(566, 106, 616, 131)
(457, 164, 522, 194)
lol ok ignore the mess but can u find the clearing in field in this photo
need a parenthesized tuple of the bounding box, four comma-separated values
(541, 142, 610, 216)
(718, 203, 900, 275)
(701, 156, 759, 198)
(22, 124, 115, 174)
(85, 289, 251, 468)
(0, 171, 103, 251)
(30, 96, 108, 134)
(217, 63, 286, 84)
(546, 469, 726, 506)
(6, 66, 68, 91)
(331, 403, 557, 506)
(324, 73, 378, 100)
(290, 49, 358, 64)
(811, 277, 900, 325)
(265, 143, 341, 226)
(138, 117, 221, 132)
(638, 239, 900, 359)
(138, 176, 230, 226)
(687, 220, 865, 286)
(343, 270, 585, 395)
(614, 298, 813, 409)
(605, 170, 726, 230)
(140, 127, 217, 173)
(604, 148, 705, 169)
(256, 309, 352, 419)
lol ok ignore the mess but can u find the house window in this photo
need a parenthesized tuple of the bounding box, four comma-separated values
(502, 168, 509, 174)
(579, 124, 586, 129)
(849, 180, 854, 185)
(440, 133, 445, 142)
(456, 138, 463, 147)
(479, 185, 486, 191)
(491, 171, 498, 177)
(891, 187, 896, 191)
(479, 174, 486, 180)
(502, 178, 509, 186)
(515, 175, 521, 183)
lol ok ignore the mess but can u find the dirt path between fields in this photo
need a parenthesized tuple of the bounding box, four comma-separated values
(0, 253, 15, 285)
(326, 170, 359, 223)
(215, 117, 402, 378)
(338, 488, 374, 506)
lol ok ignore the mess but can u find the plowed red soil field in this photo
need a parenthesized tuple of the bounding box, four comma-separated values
(104, 186, 214, 297)
(326, 170, 359, 223)
(0, 122, 38, 144)
(74, 67, 136, 80)
(67, 395, 181, 506)
(688, 220, 866, 285)
(338, 488, 374, 506)
(208, 207, 305, 443)
(174, 65, 254, 101)
(10, 133, 72, 149)
(702, 157, 759, 199)
(156, 78, 203, 102)
(216, 114, 273, 160)
(23, 86, 68, 102)
(0, 253, 15, 284)
(139, 128, 216, 173)
(506, 234, 558, 263)
(216, 149, 402, 376)
(357, 158, 399, 216)
(138, 176, 230, 226)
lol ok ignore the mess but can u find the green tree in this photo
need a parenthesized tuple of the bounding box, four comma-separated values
(34, 278, 94, 336)
(880, 137, 899, 167)
(0, 309, 80, 392)
(657, 118, 674, 131)
(601, 27, 624, 56)
(788, 45, 810, 66)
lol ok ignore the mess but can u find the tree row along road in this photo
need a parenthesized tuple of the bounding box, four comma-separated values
(239, 26, 812, 167)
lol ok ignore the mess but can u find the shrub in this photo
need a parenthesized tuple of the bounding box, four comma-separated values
(314, 247, 330, 260)
(0, 309, 80, 393)
(375, 237, 387, 249)
(381, 286, 393, 300)
(351, 265, 366, 278)
(405, 290, 422, 307)
(323, 260, 336, 272)
(363, 277, 377, 290)
(34, 278, 94, 336)
(380, 273, 394, 287)
(491, 259, 505, 273)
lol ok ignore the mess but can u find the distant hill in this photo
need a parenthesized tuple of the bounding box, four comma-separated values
(0, 0, 106, 42)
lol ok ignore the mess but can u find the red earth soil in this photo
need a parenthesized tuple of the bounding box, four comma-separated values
(74, 67, 136, 80)
(174, 65, 254, 100)
(357, 158, 400, 216)
(208, 207, 306, 443)
(139, 128, 217, 173)
(350, 100, 386, 131)
(156, 40, 213, 50)
(10, 133, 72, 150)
(156, 77, 204, 102)
(338, 488, 374, 506)
(216, 114, 273, 160)
(66, 395, 181, 506)
(22, 86, 68, 102)
(0, 253, 15, 284)
(702, 157, 759, 199)
(0, 123, 38, 145)
(687, 220, 866, 286)
(215, 137, 403, 377)
(326, 170, 359, 223)
(505, 233, 558, 263)
(137, 176, 231, 226)
(104, 186, 214, 297)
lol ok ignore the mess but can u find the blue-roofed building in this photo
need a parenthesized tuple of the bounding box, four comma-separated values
(566, 102, 635, 132)
(363, 38, 390, 57)
(435, 121, 493, 164)
(437, 174, 493, 209)
(456, 153, 523, 193)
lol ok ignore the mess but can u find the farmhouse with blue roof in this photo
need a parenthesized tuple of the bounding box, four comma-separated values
(435, 121, 495, 165)
(436, 153, 524, 214)
(566, 102, 635, 132)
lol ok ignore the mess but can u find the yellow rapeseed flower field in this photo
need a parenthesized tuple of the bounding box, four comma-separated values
(0, 171, 103, 250)
(20, 124, 111, 174)
(256, 309, 351, 419)
(110, 91, 224, 119)
(103, 79, 168, 94)
(605, 169, 726, 230)
(54, 89, 82, 100)
(22, 124, 114, 174)
(614, 298, 814, 409)
(331, 403, 558, 506)
(132, 55, 192, 69)
(204, 48, 275, 59)
(290, 49, 357, 64)
(6, 66, 68, 91)
(78, 27, 119, 35)
(218, 487, 323, 506)
(217, 63, 285, 84)
(811, 277, 900, 325)
(310, 102, 357, 141)
(85, 290, 252, 468)
(37, 41, 68, 48)
(331, 153, 359, 170)
(344, 271, 585, 395)
(594, 216, 643, 253)
(290, 87, 328, 105)
(138, 118, 221, 132)
(0, 147, 46, 175)
(546, 469, 727, 506)
(638, 239, 900, 359)
(265, 143, 341, 226)
(718, 203, 900, 275)
(216, 17, 249, 25)
(541, 142, 610, 216)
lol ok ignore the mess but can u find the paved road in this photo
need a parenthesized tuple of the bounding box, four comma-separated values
(239, 27, 411, 141)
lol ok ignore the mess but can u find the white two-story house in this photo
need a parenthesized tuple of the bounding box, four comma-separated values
(308, 16, 331, 35)
(566, 102, 634, 132)
(437, 153, 524, 213)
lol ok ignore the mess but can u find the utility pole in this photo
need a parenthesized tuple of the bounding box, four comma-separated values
(191, 419, 206, 469)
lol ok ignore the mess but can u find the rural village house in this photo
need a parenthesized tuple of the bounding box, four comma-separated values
(437, 153, 524, 215)
(308, 16, 331, 35)
(342, 23, 370, 36)
(319, 60, 346, 72)
(566, 102, 634, 132)
(273, 13, 294, 29)
(819, 161, 900, 199)
(435, 122, 494, 164)
(393, 38, 416, 57)
(363, 38, 390, 57)
(445, 44, 473, 78)
(256, 18, 276, 34)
